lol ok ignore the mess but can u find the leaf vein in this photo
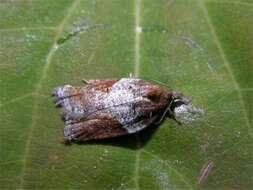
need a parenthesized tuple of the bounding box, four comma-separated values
(0, 27, 56, 33)
(134, 0, 142, 77)
(134, 135, 141, 190)
(134, 0, 142, 189)
(18, 1, 80, 189)
(199, 0, 252, 137)
(0, 93, 33, 107)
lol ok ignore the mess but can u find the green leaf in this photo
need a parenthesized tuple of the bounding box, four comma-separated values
(0, 0, 252, 189)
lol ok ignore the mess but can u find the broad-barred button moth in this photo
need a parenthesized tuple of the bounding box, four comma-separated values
(52, 78, 203, 142)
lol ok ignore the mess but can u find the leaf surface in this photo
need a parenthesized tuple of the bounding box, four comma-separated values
(0, 0, 252, 189)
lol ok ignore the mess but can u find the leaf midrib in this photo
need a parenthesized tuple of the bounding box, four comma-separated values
(132, 0, 193, 189)
(133, 0, 141, 189)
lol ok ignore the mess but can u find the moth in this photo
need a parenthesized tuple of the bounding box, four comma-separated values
(52, 78, 203, 142)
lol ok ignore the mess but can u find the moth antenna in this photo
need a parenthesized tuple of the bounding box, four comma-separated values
(156, 97, 174, 124)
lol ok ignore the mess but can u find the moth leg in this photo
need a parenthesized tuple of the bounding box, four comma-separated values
(156, 96, 175, 125)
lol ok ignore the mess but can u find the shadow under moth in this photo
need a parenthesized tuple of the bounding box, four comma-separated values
(52, 78, 203, 142)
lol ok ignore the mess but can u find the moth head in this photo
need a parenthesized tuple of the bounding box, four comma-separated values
(168, 91, 204, 124)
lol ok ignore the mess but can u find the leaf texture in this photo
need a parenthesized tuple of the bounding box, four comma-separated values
(0, 0, 252, 189)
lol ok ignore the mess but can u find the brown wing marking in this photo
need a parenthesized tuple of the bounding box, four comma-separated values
(64, 115, 159, 142)
(64, 118, 127, 142)
(87, 79, 119, 87)
(52, 79, 119, 121)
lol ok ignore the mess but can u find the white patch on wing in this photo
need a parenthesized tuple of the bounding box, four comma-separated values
(62, 98, 72, 113)
(103, 78, 144, 125)
(57, 85, 72, 97)
(122, 120, 147, 134)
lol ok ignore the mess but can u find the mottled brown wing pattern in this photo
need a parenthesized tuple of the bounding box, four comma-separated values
(53, 78, 171, 142)
(52, 79, 119, 121)
(64, 116, 126, 142)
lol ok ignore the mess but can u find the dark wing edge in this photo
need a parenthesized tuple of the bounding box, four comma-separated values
(63, 115, 159, 142)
